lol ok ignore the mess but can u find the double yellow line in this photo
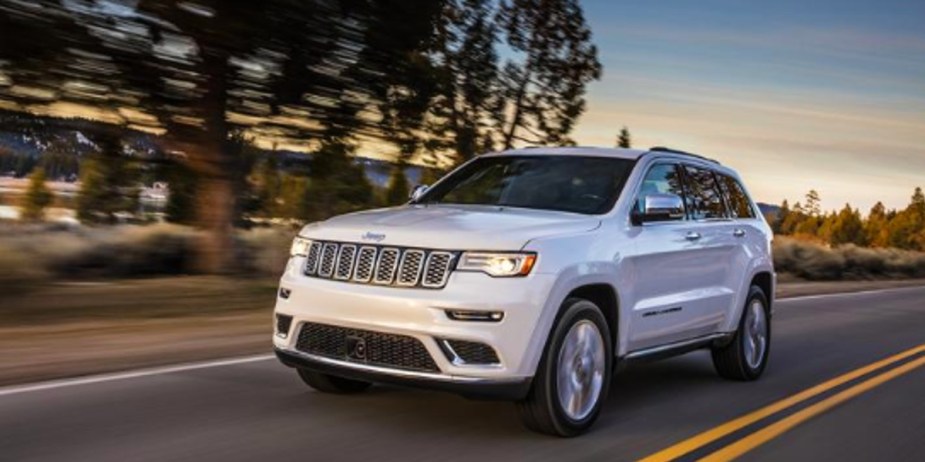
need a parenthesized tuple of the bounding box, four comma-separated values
(640, 344, 925, 462)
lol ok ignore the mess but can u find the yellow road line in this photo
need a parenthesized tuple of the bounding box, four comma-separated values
(639, 344, 925, 462)
(701, 354, 925, 461)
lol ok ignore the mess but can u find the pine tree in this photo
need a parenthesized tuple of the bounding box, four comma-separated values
(252, 156, 282, 217)
(865, 202, 890, 247)
(495, 0, 602, 148)
(385, 164, 411, 206)
(302, 143, 373, 222)
(773, 199, 791, 234)
(910, 187, 925, 220)
(76, 139, 140, 225)
(429, 0, 502, 163)
(276, 174, 309, 219)
(165, 162, 197, 225)
(616, 126, 631, 148)
(805, 190, 822, 217)
(20, 167, 53, 221)
(887, 187, 925, 251)
(780, 201, 805, 235)
(419, 166, 445, 186)
(829, 205, 865, 246)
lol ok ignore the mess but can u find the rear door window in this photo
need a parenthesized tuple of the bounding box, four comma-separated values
(682, 165, 728, 220)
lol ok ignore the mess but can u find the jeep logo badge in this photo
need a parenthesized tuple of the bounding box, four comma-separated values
(361, 232, 386, 242)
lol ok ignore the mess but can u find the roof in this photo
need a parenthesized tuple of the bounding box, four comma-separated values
(488, 146, 721, 165)
(488, 146, 649, 161)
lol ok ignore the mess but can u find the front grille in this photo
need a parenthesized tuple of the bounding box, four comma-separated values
(296, 322, 440, 372)
(441, 339, 500, 365)
(303, 240, 457, 289)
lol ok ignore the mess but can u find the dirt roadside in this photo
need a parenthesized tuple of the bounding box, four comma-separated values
(2, 276, 924, 387)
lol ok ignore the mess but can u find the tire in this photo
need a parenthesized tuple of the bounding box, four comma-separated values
(297, 368, 372, 394)
(712, 285, 771, 381)
(516, 298, 613, 437)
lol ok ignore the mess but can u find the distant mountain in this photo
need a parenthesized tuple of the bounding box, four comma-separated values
(1, 111, 429, 186)
(757, 202, 780, 219)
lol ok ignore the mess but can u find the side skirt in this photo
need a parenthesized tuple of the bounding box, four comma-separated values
(614, 333, 734, 372)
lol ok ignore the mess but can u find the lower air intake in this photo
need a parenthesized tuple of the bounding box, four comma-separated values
(440, 339, 501, 365)
(296, 322, 440, 373)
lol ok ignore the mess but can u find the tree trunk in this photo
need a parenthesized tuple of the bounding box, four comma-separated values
(188, 45, 236, 274)
(502, 68, 532, 150)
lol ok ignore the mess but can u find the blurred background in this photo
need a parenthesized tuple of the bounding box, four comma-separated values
(0, 0, 923, 386)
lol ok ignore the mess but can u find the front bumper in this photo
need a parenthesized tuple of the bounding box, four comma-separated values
(274, 256, 559, 385)
(275, 348, 531, 400)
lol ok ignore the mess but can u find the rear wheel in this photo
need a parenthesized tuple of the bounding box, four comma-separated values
(516, 298, 612, 437)
(712, 285, 771, 380)
(297, 369, 372, 394)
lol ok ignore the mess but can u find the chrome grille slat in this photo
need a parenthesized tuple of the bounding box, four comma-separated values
(353, 246, 377, 282)
(318, 243, 338, 277)
(303, 242, 323, 275)
(397, 249, 425, 286)
(422, 252, 455, 288)
(334, 245, 357, 280)
(374, 248, 400, 285)
(303, 240, 455, 289)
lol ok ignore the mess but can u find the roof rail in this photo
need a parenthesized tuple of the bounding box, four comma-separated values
(647, 146, 720, 164)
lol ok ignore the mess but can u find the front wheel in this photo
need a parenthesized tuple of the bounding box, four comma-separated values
(712, 285, 771, 380)
(516, 298, 612, 437)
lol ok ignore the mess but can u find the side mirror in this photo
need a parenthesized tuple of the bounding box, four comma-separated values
(409, 184, 430, 203)
(632, 193, 685, 225)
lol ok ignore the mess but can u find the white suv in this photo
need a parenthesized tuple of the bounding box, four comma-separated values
(274, 146, 774, 436)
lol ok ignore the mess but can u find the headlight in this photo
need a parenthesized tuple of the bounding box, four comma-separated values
(457, 252, 537, 277)
(290, 236, 312, 257)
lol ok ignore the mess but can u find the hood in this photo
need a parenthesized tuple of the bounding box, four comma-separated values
(300, 204, 601, 250)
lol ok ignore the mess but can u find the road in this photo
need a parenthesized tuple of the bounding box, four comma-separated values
(2, 287, 924, 461)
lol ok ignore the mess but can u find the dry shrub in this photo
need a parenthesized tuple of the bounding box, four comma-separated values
(0, 243, 48, 291)
(51, 224, 202, 278)
(0, 222, 295, 280)
(774, 236, 925, 280)
(238, 227, 292, 277)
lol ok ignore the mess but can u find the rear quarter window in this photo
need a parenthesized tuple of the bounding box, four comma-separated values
(719, 174, 756, 219)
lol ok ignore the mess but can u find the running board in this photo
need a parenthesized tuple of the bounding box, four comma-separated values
(622, 333, 733, 364)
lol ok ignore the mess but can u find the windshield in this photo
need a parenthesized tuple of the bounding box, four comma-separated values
(417, 155, 636, 214)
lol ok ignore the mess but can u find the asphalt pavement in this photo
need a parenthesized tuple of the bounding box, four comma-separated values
(2, 286, 924, 462)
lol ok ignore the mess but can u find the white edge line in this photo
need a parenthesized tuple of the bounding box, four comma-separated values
(777, 285, 925, 303)
(0, 354, 275, 397)
(2, 285, 924, 397)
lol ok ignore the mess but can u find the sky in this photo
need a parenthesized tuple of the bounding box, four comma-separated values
(573, 0, 925, 212)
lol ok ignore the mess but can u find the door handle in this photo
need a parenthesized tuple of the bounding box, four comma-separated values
(685, 231, 702, 241)
(733, 228, 746, 238)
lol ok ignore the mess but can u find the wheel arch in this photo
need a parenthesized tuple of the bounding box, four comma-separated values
(565, 283, 620, 353)
(751, 271, 774, 314)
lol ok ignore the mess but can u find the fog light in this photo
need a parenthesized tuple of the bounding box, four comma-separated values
(276, 314, 293, 338)
(445, 309, 504, 322)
